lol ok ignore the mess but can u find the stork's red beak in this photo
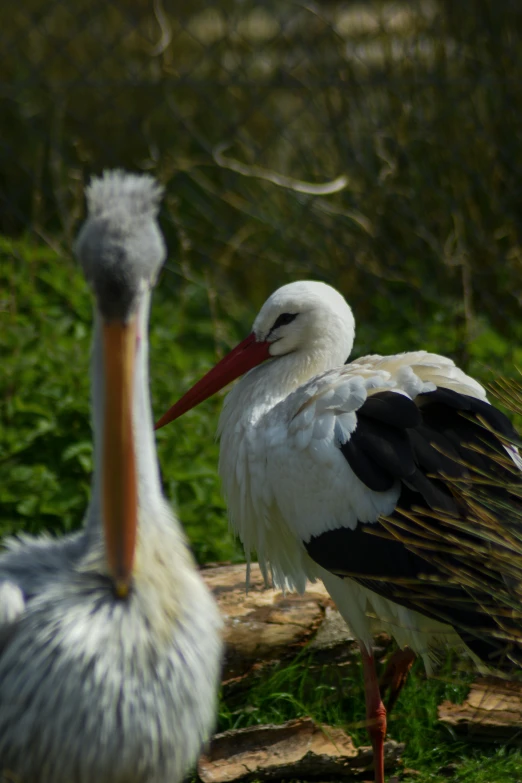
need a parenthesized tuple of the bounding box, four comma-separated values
(102, 319, 137, 598)
(155, 332, 271, 430)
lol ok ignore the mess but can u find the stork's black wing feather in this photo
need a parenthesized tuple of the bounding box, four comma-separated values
(305, 388, 522, 670)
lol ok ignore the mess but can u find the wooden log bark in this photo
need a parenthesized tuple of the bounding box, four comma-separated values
(438, 677, 522, 744)
(202, 563, 332, 681)
(198, 718, 403, 783)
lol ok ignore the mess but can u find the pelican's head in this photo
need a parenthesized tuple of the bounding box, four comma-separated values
(75, 170, 165, 318)
(155, 280, 355, 430)
(75, 170, 166, 598)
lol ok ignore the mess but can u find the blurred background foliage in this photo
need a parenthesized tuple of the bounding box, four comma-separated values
(2, 0, 522, 561)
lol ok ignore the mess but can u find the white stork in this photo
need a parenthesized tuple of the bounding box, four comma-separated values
(156, 280, 522, 783)
(0, 171, 222, 783)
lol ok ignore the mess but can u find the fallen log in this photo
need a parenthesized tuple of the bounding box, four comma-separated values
(198, 717, 403, 783)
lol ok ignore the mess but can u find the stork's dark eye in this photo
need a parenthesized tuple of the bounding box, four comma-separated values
(272, 312, 298, 330)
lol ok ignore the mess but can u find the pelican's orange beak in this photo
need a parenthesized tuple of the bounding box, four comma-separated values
(102, 319, 137, 598)
(155, 333, 271, 430)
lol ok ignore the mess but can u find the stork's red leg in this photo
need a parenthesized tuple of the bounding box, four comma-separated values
(360, 644, 387, 783)
(379, 646, 416, 713)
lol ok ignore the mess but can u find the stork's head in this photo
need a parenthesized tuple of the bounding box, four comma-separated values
(155, 280, 355, 430)
(251, 280, 354, 361)
(76, 171, 166, 598)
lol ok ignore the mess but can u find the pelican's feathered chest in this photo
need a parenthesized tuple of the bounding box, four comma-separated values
(0, 508, 222, 783)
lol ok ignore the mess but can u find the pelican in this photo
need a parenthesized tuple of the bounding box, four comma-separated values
(0, 171, 222, 783)
(156, 280, 522, 783)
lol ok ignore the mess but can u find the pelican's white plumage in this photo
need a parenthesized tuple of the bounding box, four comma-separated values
(0, 171, 222, 783)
